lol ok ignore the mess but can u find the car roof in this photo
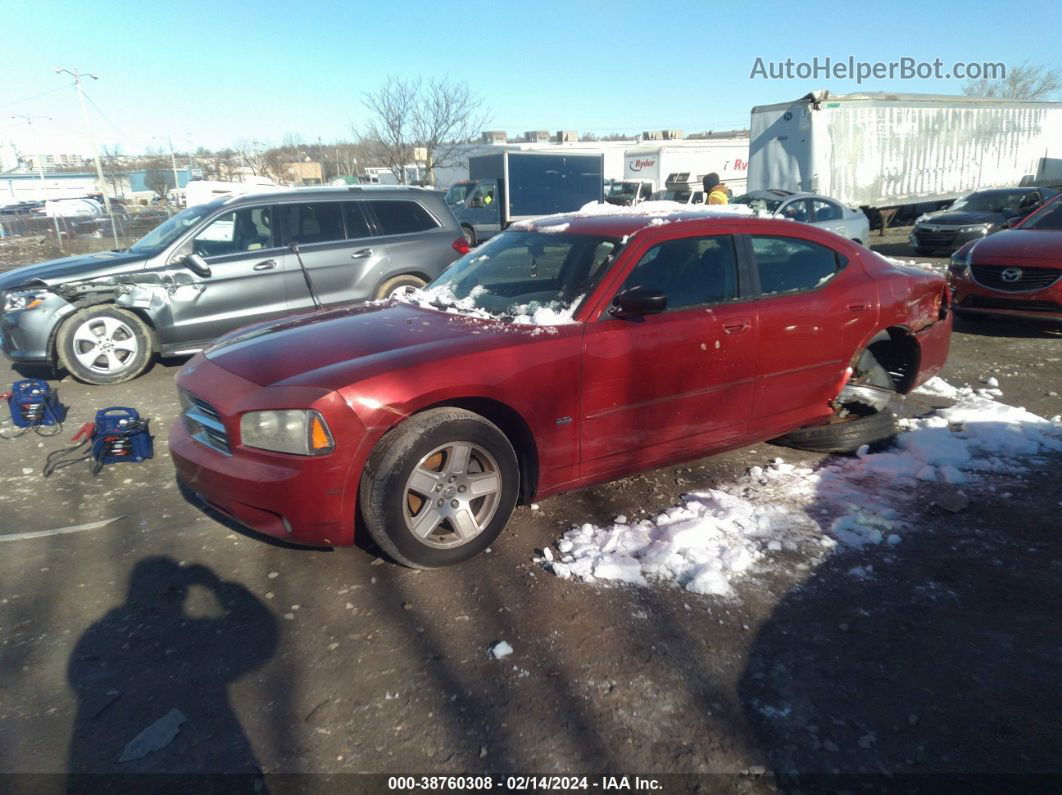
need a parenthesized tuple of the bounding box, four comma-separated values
(518, 205, 761, 237)
(221, 185, 436, 206)
(967, 187, 1036, 196)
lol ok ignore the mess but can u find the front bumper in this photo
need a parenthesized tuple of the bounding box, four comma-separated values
(949, 272, 1062, 323)
(169, 356, 370, 547)
(0, 295, 73, 362)
(910, 227, 989, 253)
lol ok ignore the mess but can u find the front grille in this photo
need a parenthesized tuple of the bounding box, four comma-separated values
(960, 295, 1062, 314)
(179, 389, 231, 455)
(914, 228, 958, 247)
(971, 264, 1062, 293)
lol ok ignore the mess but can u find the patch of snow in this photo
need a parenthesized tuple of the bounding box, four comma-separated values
(571, 200, 754, 219)
(541, 379, 1062, 596)
(490, 640, 513, 659)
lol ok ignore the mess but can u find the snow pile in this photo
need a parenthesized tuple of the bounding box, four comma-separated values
(542, 381, 1062, 596)
(572, 200, 754, 219)
(508, 294, 583, 326)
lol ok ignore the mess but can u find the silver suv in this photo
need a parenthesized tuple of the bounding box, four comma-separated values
(0, 186, 466, 384)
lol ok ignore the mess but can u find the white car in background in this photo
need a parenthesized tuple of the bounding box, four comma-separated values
(734, 189, 870, 244)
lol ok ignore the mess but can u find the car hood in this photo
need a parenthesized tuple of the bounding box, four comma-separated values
(919, 209, 1006, 226)
(205, 301, 560, 389)
(0, 249, 150, 292)
(967, 229, 1062, 263)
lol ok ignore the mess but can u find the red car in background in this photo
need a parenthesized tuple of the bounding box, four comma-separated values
(949, 194, 1062, 323)
(171, 210, 951, 568)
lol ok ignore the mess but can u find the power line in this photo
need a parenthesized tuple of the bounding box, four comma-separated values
(0, 83, 72, 112)
(81, 89, 144, 150)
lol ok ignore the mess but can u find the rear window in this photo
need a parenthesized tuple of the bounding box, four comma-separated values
(369, 200, 439, 235)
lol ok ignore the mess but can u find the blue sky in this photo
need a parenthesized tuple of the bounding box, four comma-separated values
(2, 0, 1060, 156)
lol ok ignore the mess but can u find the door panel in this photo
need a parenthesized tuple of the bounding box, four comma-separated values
(750, 235, 877, 432)
(279, 201, 388, 310)
(162, 206, 289, 347)
(579, 233, 755, 479)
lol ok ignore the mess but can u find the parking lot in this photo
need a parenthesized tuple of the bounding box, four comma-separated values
(0, 232, 1060, 786)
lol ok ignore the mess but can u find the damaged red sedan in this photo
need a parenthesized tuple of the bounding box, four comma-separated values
(171, 210, 951, 567)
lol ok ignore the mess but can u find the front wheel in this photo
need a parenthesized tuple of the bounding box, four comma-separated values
(359, 408, 520, 568)
(57, 306, 154, 385)
(461, 225, 476, 247)
(773, 349, 898, 454)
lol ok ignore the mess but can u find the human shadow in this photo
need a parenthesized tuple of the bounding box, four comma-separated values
(66, 557, 277, 789)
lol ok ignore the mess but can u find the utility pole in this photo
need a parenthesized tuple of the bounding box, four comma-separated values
(56, 67, 120, 247)
(11, 113, 64, 251)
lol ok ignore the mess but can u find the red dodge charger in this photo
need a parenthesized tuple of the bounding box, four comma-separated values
(171, 210, 951, 567)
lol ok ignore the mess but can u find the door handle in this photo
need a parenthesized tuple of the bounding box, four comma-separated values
(723, 319, 751, 334)
(351, 248, 373, 259)
(848, 302, 868, 312)
(253, 259, 278, 271)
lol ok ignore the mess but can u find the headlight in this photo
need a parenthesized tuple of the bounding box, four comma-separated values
(959, 223, 991, 233)
(240, 409, 334, 455)
(949, 245, 975, 275)
(3, 290, 46, 312)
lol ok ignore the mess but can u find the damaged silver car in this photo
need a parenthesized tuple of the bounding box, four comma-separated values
(0, 186, 466, 384)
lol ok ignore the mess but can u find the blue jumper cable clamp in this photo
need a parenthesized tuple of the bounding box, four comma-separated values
(0, 379, 67, 439)
(43, 407, 153, 477)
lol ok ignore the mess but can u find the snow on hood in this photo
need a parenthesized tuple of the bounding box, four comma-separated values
(539, 379, 1062, 597)
(397, 283, 581, 328)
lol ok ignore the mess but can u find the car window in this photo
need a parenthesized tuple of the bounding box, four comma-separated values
(619, 235, 739, 311)
(1021, 199, 1062, 230)
(193, 206, 273, 258)
(343, 201, 372, 238)
(369, 200, 439, 235)
(779, 199, 811, 222)
(278, 202, 345, 245)
(751, 236, 842, 295)
(691, 191, 704, 204)
(811, 199, 843, 222)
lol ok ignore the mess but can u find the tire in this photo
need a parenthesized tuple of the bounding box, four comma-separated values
(57, 305, 154, 385)
(461, 225, 476, 247)
(359, 408, 520, 568)
(375, 274, 427, 300)
(773, 349, 898, 454)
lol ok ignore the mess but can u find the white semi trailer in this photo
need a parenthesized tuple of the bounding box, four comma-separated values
(748, 90, 1062, 211)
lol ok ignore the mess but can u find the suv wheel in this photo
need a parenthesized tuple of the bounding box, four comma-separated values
(57, 306, 154, 385)
(461, 225, 476, 246)
(359, 408, 519, 568)
(375, 274, 427, 300)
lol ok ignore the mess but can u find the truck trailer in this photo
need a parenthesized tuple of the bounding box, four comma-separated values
(748, 90, 1062, 211)
(618, 140, 749, 203)
(445, 151, 605, 245)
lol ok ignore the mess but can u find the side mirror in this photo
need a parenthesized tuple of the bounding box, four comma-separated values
(183, 253, 211, 278)
(609, 286, 667, 319)
(1003, 217, 1023, 229)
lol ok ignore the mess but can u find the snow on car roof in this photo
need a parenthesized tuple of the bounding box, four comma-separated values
(516, 200, 755, 237)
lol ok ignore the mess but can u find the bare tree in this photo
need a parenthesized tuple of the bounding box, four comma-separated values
(964, 62, 1062, 101)
(100, 145, 127, 197)
(360, 76, 489, 186)
(142, 155, 173, 201)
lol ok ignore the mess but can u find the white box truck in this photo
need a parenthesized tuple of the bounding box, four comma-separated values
(618, 140, 749, 204)
(748, 90, 1062, 210)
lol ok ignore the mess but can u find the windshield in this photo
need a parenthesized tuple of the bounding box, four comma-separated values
(733, 194, 785, 213)
(405, 229, 621, 323)
(607, 182, 637, 197)
(1019, 199, 1062, 230)
(444, 183, 475, 206)
(662, 189, 691, 203)
(950, 191, 1025, 214)
(126, 203, 215, 253)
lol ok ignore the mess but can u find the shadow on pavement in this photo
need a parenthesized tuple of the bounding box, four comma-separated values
(738, 467, 1062, 789)
(66, 557, 277, 787)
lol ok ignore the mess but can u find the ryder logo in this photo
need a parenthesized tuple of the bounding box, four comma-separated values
(629, 159, 656, 171)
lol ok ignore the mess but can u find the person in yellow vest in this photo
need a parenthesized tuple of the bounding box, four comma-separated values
(703, 172, 729, 205)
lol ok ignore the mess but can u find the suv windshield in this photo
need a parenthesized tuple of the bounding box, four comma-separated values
(950, 191, 1025, 214)
(406, 229, 620, 323)
(126, 203, 216, 254)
